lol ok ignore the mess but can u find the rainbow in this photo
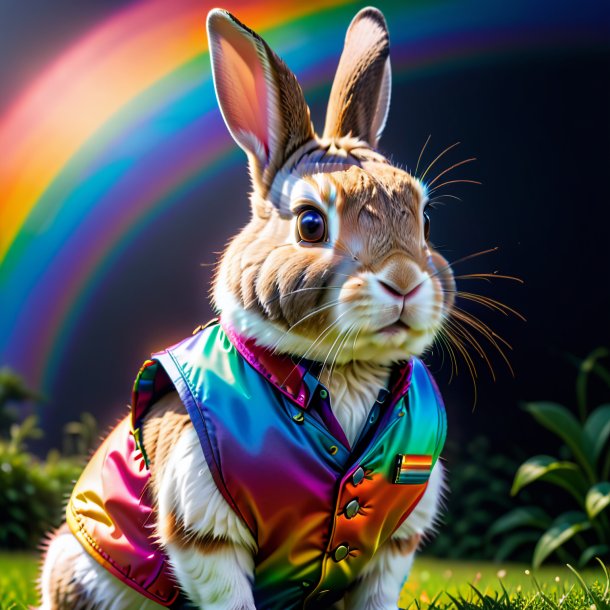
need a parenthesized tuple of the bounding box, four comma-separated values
(0, 0, 605, 395)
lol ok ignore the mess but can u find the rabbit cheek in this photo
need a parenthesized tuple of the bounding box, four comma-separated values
(429, 250, 456, 313)
(255, 246, 334, 328)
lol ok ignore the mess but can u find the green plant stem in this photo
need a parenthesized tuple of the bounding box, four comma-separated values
(578, 455, 598, 487)
(593, 361, 610, 389)
(592, 519, 610, 547)
(577, 348, 610, 422)
(599, 513, 610, 545)
(572, 533, 588, 552)
(603, 450, 610, 482)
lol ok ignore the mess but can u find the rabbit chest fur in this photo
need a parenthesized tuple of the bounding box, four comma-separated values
(40, 6, 455, 610)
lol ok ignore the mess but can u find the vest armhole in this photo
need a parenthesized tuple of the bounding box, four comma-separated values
(131, 360, 174, 468)
(159, 350, 254, 536)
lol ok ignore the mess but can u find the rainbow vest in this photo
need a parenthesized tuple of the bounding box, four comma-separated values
(67, 320, 446, 609)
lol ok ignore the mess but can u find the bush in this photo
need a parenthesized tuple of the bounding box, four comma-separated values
(0, 416, 83, 549)
(491, 348, 610, 567)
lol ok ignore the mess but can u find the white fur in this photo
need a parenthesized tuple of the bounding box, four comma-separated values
(346, 545, 416, 610)
(157, 421, 254, 549)
(40, 528, 159, 610)
(157, 421, 256, 608)
(165, 544, 255, 610)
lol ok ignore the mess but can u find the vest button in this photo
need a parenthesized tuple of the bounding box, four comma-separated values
(344, 499, 360, 519)
(319, 388, 328, 399)
(292, 412, 304, 423)
(333, 544, 349, 561)
(352, 467, 365, 485)
(328, 445, 338, 455)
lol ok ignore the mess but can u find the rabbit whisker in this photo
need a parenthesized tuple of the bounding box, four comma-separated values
(271, 299, 343, 352)
(321, 321, 358, 390)
(428, 179, 482, 195)
(443, 315, 496, 382)
(265, 285, 343, 306)
(428, 194, 462, 205)
(428, 157, 477, 188)
(351, 324, 364, 363)
(452, 290, 526, 321)
(433, 328, 458, 383)
(414, 134, 431, 179)
(439, 321, 479, 406)
(453, 273, 523, 284)
(279, 308, 354, 388)
(452, 306, 514, 354)
(447, 304, 515, 378)
(429, 247, 500, 283)
(419, 141, 460, 183)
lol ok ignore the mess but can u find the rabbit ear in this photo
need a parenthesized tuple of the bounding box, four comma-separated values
(207, 9, 315, 193)
(323, 7, 391, 148)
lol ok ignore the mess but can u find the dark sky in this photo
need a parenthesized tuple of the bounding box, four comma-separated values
(1, 0, 609, 458)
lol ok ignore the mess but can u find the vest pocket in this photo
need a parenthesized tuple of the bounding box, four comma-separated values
(392, 453, 433, 484)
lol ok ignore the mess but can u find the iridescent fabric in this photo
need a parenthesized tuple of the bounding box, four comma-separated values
(67, 320, 446, 609)
(66, 414, 179, 606)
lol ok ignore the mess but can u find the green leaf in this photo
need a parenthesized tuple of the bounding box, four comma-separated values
(510, 455, 587, 502)
(584, 404, 610, 464)
(489, 506, 551, 537)
(533, 511, 591, 568)
(586, 482, 610, 519)
(523, 402, 595, 478)
(578, 544, 610, 567)
(493, 530, 541, 562)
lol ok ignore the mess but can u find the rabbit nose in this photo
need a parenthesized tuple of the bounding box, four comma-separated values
(378, 278, 422, 301)
(376, 255, 424, 300)
(377, 279, 405, 298)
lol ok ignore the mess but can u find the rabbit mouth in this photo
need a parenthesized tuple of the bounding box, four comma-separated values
(376, 321, 431, 345)
(380, 320, 410, 334)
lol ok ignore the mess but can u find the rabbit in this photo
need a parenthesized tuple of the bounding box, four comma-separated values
(39, 6, 456, 610)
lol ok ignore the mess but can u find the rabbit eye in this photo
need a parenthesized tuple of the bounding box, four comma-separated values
(297, 208, 326, 243)
(423, 209, 431, 241)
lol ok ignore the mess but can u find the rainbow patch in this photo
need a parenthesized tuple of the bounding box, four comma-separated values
(393, 454, 433, 485)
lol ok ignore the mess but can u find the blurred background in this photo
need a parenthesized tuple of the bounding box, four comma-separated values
(0, 0, 609, 568)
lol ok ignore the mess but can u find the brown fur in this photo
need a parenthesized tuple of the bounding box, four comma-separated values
(389, 533, 422, 556)
(39, 525, 88, 610)
(323, 8, 390, 146)
(140, 391, 192, 497)
(160, 511, 232, 555)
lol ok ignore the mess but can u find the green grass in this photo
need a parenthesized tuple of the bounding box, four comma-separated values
(400, 557, 609, 609)
(0, 552, 39, 609)
(0, 552, 608, 609)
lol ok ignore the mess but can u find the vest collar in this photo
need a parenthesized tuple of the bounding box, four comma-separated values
(219, 318, 413, 410)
